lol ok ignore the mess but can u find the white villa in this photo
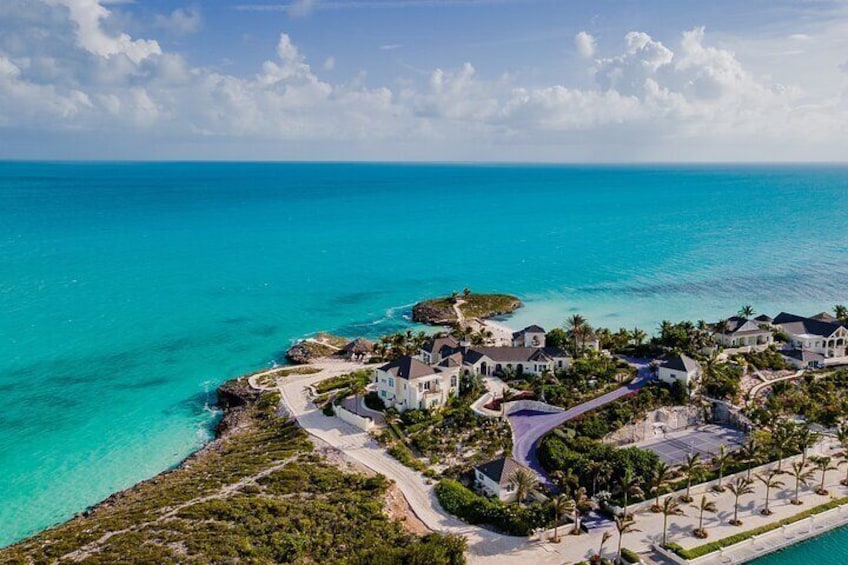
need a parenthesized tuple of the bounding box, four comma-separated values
(474, 456, 532, 502)
(657, 354, 701, 389)
(374, 355, 459, 412)
(773, 312, 848, 367)
(511, 325, 546, 347)
(463, 346, 571, 377)
(713, 316, 773, 349)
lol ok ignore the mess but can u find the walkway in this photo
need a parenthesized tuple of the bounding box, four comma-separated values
(510, 359, 654, 484)
(746, 369, 804, 406)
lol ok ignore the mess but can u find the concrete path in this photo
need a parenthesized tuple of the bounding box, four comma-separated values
(746, 369, 804, 406)
(510, 359, 654, 484)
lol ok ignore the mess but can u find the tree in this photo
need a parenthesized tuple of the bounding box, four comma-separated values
(834, 304, 848, 324)
(838, 423, 848, 486)
(508, 468, 538, 506)
(584, 460, 612, 496)
(650, 461, 674, 511)
(727, 476, 755, 526)
(631, 327, 647, 346)
(739, 305, 756, 318)
(569, 487, 594, 535)
(692, 495, 717, 538)
(614, 515, 639, 565)
(618, 466, 644, 517)
(796, 425, 819, 467)
(551, 467, 579, 497)
(679, 453, 702, 503)
(738, 436, 764, 479)
(545, 327, 570, 350)
(788, 461, 815, 505)
(566, 314, 593, 357)
(770, 421, 796, 471)
(711, 445, 732, 492)
(756, 469, 785, 515)
(551, 495, 571, 543)
(462, 287, 471, 297)
(660, 495, 683, 547)
(597, 530, 613, 562)
(810, 455, 837, 496)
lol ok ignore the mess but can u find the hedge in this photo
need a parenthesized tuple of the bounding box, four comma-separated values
(671, 495, 848, 560)
(434, 479, 551, 536)
(620, 547, 641, 563)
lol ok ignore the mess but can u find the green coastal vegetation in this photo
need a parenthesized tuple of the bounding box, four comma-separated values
(0, 381, 465, 565)
(411, 290, 521, 324)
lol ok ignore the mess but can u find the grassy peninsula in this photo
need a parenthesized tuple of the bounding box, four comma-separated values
(0, 380, 465, 565)
(412, 291, 521, 325)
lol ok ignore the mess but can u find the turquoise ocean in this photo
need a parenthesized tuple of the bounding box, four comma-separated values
(1, 162, 847, 561)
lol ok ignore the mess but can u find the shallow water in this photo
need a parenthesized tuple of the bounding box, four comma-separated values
(2, 162, 847, 547)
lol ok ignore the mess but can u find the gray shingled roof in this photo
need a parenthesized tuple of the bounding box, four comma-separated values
(661, 354, 701, 373)
(782, 349, 825, 363)
(774, 312, 844, 338)
(422, 336, 460, 356)
(512, 324, 546, 339)
(379, 356, 437, 380)
(475, 456, 528, 486)
(467, 347, 546, 363)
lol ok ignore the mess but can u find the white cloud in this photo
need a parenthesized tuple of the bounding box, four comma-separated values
(574, 31, 596, 58)
(155, 6, 202, 36)
(1, 1, 848, 161)
(323, 56, 335, 71)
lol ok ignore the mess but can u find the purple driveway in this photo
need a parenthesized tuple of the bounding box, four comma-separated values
(508, 358, 654, 487)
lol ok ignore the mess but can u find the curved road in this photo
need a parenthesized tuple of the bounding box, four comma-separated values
(510, 359, 654, 484)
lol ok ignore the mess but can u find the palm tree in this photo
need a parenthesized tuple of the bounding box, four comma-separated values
(693, 495, 717, 538)
(566, 314, 592, 356)
(679, 452, 702, 503)
(551, 467, 579, 496)
(660, 495, 683, 547)
(618, 467, 643, 517)
(711, 444, 732, 492)
(771, 421, 796, 471)
(650, 462, 674, 511)
(739, 436, 764, 479)
(509, 468, 538, 506)
(597, 530, 613, 562)
(631, 327, 647, 346)
(756, 469, 785, 516)
(727, 476, 755, 526)
(810, 455, 837, 496)
(568, 487, 594, 535)
(796, 425, 819, 467)
(834, 304, 848, 324)
(614, 515, 640, 565)
(551, 494, 571, 543)
(789, 461, 815, 505)
(585, 460, 612, 496)
(739, 305, 756, 318)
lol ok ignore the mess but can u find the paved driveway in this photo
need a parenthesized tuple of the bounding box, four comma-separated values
(509, 358, 654, 485)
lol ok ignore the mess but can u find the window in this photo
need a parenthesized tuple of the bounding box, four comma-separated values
(450, 375, 457, 387)
(388, 377, 394, 387)
(380, 390, 387, 398)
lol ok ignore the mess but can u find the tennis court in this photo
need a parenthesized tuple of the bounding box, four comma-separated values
(635, 424, 746, 466)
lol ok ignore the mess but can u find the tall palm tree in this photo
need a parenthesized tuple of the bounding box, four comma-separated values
(810, 455, 837, 496)
(679, 452, 702, 503)
(597, 530, 613, 562)
(771, 421, 796, 471)
(789, 461, 815, 505)
(650, 462, 674, 511)
(739, 305, 756, 318)
(738, 436, 764, 479)
(509, 468, 538, 506)
(660, 495, 683, 547)
(711, 444, 732, 492)
(631, 327, 647, 346)
(585, 460, 612, 496)
(756, 469, 785, 516)
(566, 314, 592, 357)
(693, 495, 717, 538)
(551, 467, 580, 497)
(618, 467, 643, 517)
(796, 425, 819, 467)
(834, 304, 848, 324)
(727, 476, 755, 526)
(614, 515, 640, 565)
(569, 487, 594, 535)
(551, 494, 571, 543)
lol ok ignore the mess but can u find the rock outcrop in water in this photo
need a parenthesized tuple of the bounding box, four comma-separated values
(412, 292, 521, 325)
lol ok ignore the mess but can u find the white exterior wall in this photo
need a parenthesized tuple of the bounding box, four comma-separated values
(513, 331, 546, 348)
(658, 366, 697, 388)
(373, 367, 458, 412)
(474, 469, 516, 502)
(786, 328, 848, 358)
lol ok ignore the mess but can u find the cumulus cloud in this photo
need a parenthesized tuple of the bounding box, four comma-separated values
(1, 0, 847, 160)
(154, 6, 202, 36)
(574, 31, 596, 58)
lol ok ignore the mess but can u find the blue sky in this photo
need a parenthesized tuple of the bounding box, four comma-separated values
(0, 0, 847, 160)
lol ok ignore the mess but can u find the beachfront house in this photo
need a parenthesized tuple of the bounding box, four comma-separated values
(462, 346, 571, 377)
(511, 325, 546, 347)
(657, 354, 701, 389)
(713, 316, 774, 349)
(374, 355, 458, 412)
(474, 456, 533, 502)
(419, 336, 461, 365)
(773, 312, 848, 364)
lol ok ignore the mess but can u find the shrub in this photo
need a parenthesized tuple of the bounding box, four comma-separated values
(434, 480, 551, 536)
(620, 547, 640, 563)
(364, 391, 385, 411)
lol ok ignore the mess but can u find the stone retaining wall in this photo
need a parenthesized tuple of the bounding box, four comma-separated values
(502, 399, 565, 415)
(604, 406, 705, 446)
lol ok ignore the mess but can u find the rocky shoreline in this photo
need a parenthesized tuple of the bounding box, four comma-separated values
(412, 292, 522, 325)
